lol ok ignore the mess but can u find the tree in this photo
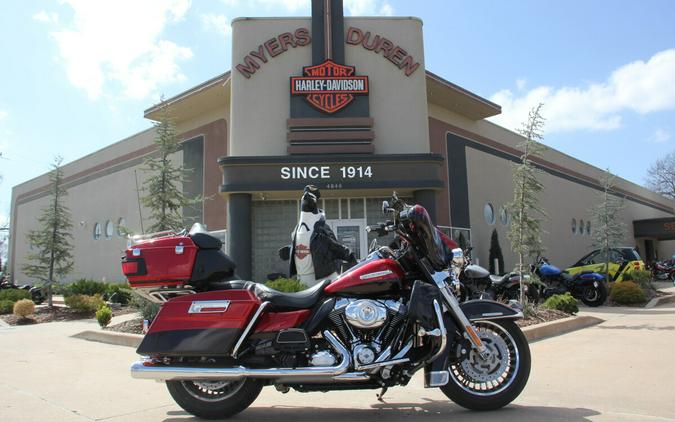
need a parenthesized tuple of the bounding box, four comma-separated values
(22, 157, 74, 307)
(646, 152, 675, 199)
(507, 103, 547, 304)
(591, 170, 626, 283)
(142, 103, 199, 233)
(489, 229, 505, 275)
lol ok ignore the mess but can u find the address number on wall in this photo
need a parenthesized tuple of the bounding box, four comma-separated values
(280, 165, 373, 180)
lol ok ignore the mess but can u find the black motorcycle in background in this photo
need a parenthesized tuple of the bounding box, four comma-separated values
(451, 248, 539, 304)
(0, 277, 46, 304)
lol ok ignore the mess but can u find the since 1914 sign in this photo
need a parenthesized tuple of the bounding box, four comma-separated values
(290, 59, 369, 114)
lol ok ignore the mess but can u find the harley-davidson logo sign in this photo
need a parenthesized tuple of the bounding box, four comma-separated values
(291, 59, 369, 114)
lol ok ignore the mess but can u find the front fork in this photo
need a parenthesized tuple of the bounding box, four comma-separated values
(429, 269, 490, 359)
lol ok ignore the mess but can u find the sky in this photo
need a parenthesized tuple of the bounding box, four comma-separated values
(1, 0, 675, 237)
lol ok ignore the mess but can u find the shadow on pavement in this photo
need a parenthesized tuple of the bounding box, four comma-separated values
(163, 399, 601, 421)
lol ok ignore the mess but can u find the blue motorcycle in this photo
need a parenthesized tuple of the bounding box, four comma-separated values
(531, 255, 607, 307)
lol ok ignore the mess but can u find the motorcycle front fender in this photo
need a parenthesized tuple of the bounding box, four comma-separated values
(460, 299, 524, 322)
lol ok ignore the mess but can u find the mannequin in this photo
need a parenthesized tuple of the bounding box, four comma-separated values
(279, 185, 356, 286)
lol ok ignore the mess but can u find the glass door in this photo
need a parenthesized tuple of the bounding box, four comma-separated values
(327, 219, 368, 260)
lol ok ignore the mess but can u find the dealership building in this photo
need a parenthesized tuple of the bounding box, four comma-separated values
(8, 1, 675, 284)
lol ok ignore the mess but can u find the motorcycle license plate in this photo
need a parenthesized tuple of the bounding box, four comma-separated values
(593, 281, 599, 288)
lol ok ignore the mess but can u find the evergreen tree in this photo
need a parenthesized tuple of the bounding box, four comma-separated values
(591, 170, 626, 282)
(489, 229, 505, 275)
(507, 103, 547, 304)
(457, 232, 468, 252)
(142, 103, 199, 233)
(23, 157, 74, 307)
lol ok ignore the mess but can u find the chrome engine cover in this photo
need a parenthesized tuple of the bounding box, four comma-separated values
(309, 350, 337, 367)
(344, 299, 388, 329)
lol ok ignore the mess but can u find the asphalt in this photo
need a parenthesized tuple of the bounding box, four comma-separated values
(1, 302, 674, 421)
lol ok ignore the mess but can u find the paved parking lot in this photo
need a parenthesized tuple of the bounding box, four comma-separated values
(1, 302, 675, 421)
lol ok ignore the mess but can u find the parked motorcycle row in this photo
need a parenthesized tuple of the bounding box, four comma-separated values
(0, 277, 46, 304)
(649, 259, 675, 283)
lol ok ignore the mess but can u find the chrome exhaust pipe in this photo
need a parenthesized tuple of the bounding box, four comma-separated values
(131, 331, 356, 382)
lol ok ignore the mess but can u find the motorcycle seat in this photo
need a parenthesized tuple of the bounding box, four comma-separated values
(252, 279, 331, 310)
(489, 274, 511, 286)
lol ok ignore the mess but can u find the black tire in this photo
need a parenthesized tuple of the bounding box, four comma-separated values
(579, 283, 607, 307)
(166, 378, 262, 419)
(441, 320, 531, 411)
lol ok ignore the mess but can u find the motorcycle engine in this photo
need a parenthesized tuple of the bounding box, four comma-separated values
(328, 298, 406, 367)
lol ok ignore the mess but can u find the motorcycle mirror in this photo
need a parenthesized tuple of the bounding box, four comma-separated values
(451, 248, 463, 259)
(381, 200, 390, 215)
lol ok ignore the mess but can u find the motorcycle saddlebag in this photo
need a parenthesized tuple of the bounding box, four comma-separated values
(123, 235, 198, 290)
(137, 289, 261, 357)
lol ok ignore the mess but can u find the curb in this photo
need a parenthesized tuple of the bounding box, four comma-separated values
(522, 315, 604, 342)
(645, 294, 675, 309)
(73, 315, 604, 349)
(72, 330, 143, 348)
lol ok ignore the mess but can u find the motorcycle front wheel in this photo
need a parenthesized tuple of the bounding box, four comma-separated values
(441, 320, 530, 411)
(166, 378, 262, 419)
(579, 283, 607, 307)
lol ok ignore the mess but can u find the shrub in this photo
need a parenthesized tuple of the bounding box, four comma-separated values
(624, 270, 654, 291)
(130, 293, 161, 322)
(610, 281, 646, 305)
(264, 278, 308, 293)
(0, 289, 31, 303)
(96, 306, 113, 327)
(0, 300, 14, 314)
(13, 299, 35, 318)
(106, 284, 132, 305)
(63, 279, 108, 297)
(542, 293, 579, 315)
(65, 294, 106, 314)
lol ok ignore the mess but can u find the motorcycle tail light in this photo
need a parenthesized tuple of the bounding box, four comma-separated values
(122, 258, 146, 276)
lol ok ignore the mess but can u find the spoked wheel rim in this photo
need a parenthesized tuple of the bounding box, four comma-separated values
(449, 321, 520, 396)
(583, 286, 599, 302)
(181, 379, 246, 402)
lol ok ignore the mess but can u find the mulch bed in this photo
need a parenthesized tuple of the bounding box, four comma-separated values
(516, 308, 571, 328)
(105, 317, 144, 335)
(0, 305, 136, 326)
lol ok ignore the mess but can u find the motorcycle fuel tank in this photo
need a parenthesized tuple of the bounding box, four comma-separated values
(539, 263, 562, 277)
(324, 258, 405, 296)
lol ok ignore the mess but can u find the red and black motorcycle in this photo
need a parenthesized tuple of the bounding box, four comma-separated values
(123, 194, 531, 419)
(650, 260, 675, 283)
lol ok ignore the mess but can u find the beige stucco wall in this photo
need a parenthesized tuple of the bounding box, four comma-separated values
(230, 17, 428, 156)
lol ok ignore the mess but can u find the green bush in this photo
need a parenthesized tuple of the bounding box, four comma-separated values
(623, 270, 654, 290)
(130, 293, 161, 322)
(65, 294, 106, 314)
(610, 281, 646, 305)
(264, 278, 308, 293)
(0, 289, 31, 303)
(0, 300, 14, 314)
(542, 293, 579, 315)
(106, 284, 132, 305)
(63, 279, 108, 297)
(13, 299, 35, 318)
(96, 306, 113, 327)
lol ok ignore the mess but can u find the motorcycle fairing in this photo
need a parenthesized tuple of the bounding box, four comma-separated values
(459, 300, 523, 321)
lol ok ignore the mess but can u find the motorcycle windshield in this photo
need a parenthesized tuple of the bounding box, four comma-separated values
(402, 204, 447, 270)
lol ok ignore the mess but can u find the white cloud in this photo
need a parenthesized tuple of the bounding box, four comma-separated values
(201, 13, 232, 38)
(246, 0, 394, 16)
(489, 49, 675, 133)
(33, 10, 59, 24)
(0, 109, 7, 120)
(516, 78, 526, 90)
(648, 129, 671, 144)
(50, 0, 193, 100)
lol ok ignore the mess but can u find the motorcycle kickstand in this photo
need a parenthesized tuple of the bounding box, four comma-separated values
(376, 386, 388, 402)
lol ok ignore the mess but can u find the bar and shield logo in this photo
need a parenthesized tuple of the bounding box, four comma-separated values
(290, 59, 369, 114)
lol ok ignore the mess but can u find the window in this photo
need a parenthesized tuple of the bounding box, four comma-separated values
(579, 219, 584, 235)
(105, 220, 114, 238)
(586, 221, 591, 236)
(484, 203, 495, 225)
(499, 206, 509, 226)
(117, 218, 127, 237)
(93, 223, 101, 240)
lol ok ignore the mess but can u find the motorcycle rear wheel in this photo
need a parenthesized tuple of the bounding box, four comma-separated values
(441, 320, 530, 411)
(166, 378, 262, 419)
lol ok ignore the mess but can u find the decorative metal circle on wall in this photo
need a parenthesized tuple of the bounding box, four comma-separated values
(484, 203, 495, 225)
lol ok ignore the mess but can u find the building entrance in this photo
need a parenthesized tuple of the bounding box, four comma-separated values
(327, 219, 367, 260)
